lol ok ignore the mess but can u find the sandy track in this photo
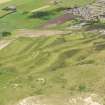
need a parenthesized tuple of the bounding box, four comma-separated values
(16, 94, 102, 105)
(0, 40, 11, 50)
(15, 29, 71, 37)
(0, 0, 11, 4)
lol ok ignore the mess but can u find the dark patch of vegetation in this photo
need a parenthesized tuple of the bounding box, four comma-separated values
(34, 89, 44, 95)
(70, 85, 77, 91)
(0, 11, 15, 18)
(1, 31, 11, 37)
(61, 49, 79, 58)
(0, 67, 16, 75)
(35, 52, 50, 65)
(22, 11, 29, 15)
(48, 37, 66, 47)
(50, 49, 79, 71)
(77, 60, 95, 65)
(82, 39, 95, 44)
(85, 22, 105, 31)
(78, 84, 87, 92)
(77, 55, 88, 61)
(29, 11, 56, 20)
(50, 61, 65, 71)
(28, 7, 65, 20)
(95, 43, 105, 51)
(94, 41, 105, 45)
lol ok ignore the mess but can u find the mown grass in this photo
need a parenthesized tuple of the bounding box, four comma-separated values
(0, 31, 105, 105)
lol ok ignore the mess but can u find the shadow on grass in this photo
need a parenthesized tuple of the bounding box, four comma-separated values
(95, 43, 105, 51)
(0, 67, 16, 76)
(29, 11, 55, 20)
(77, 60, 95, 65)
(0, 11, 16, 19)
(85, 22, 105, 31)
(50, 49, 80, 71)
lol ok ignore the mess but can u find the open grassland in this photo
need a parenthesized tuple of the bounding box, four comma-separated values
(0, 0, 95, 34)
(1, 0, 105, 105)
(0, 32, 105, 105)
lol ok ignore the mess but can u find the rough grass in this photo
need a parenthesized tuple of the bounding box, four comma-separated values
(0, 32, 105, 105)
(60, 0, 95, 7)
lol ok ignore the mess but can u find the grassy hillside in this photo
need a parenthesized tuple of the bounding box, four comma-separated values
(0, 0, 49, 33)
(60, 0, 95, 7)
(0, 0, 95, 34)
(0, 31, 105, 105)
(1, 0, 105, 105)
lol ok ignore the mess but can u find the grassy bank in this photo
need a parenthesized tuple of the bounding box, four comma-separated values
(0, 31, 105, 104)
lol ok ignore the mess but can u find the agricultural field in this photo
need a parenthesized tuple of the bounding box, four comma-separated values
(1, 0, 105, 105)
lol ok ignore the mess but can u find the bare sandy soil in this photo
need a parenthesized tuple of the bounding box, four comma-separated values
(0, 0, 11, 4)
(15, 29, 71, 37)
(0, 40, 11, 50)
(16, 94, 102, 105)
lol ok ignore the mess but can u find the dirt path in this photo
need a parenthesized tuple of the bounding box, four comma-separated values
(15, 29, 71, 37)
(0, 40, 11, 50)
(31, 5, 50, 13)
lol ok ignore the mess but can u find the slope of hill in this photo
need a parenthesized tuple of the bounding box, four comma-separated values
(0, 0, 95, 34)
(0, 31, 105, 105)
(1, 0, 105, 105)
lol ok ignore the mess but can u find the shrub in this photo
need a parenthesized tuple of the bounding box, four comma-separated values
(22, 11, 29, 15)
(2, 31, 11, 37)
(78, 84, 86, 92)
